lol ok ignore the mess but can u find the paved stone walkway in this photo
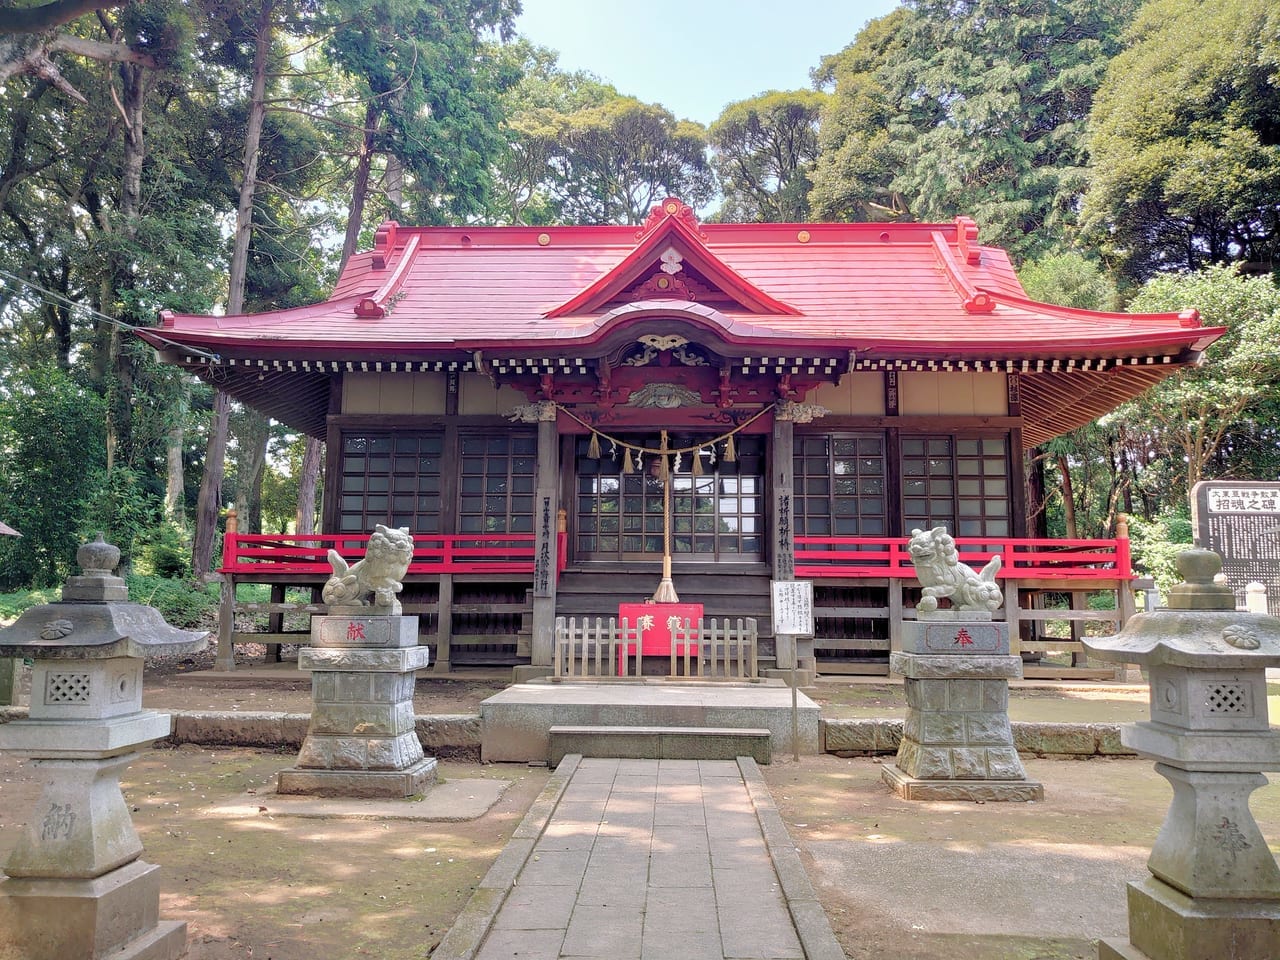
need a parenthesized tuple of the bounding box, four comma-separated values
(435, 755, 844, 960)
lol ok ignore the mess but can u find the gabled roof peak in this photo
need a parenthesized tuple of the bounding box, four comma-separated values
(546, 197, 800, 319)
(634, 197, 706, 242)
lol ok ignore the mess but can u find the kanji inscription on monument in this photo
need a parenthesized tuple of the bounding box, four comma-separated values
(1192, 481, 1280, 614)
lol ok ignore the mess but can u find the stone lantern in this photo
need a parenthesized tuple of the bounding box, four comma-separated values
(1083, 548, 1280, 960)
(0, 534, 207, 960)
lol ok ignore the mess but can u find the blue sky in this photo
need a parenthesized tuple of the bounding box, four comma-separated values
(514, 0, 902, 126)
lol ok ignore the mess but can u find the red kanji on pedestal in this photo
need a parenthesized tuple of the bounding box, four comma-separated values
(346, 621, 366, 642)
(954, 627, 974, 647)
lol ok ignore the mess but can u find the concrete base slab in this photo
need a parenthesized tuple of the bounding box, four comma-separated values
(760, 668, 817, 687)
(1098, 876, 1280, 960)
(204, 775, 508, 821)
(0, 859, 186, 960)
(480, 679, 820, 762)
(881, 764, 1044, 802)
(276, 756, 437, 798)
(547, 724, 772, 764)
(511, 665, 554, 683)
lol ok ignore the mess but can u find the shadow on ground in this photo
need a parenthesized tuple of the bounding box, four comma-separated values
(4, 744, 1278, 959)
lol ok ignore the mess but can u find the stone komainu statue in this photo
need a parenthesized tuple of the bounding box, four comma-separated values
(907, 525, 1003, 613)
(322, 524, 415, 613)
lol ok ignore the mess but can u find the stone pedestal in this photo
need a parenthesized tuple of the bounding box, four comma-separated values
(277, 612, 436, 798)
(883, 615, 1043, 801)
(0, 535, 207, 960)
(1084, 548, 1280, 960)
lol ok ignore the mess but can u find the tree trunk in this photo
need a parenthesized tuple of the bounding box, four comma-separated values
(226, 0, 273, 316)
(192, 389, 230, 576)
(1056, 453, 1079, 540)
(234, 410, 270, 534)
(1026, 448, 1049, 539)
(295, 436, 322, 535)
(192, 2, 273, 571)
(106, 60, 147, 469)
(341, 101, 380, 268)
(165, 420, 185, 525)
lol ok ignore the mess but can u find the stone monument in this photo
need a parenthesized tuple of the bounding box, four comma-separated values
(0, 534, 207, 960)
(277, 524, 436, 798)
(1083, 548, 1280, 960)
(883, 526, 1043, 801)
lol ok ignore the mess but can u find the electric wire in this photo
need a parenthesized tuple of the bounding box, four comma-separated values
(0, 266, 222, 363)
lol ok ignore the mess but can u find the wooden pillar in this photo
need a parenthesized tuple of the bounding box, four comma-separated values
(770, 415, 796, 583)
(434, 574, 453, 673)
(267, 583, 285, 663)
(216, 508, 238, 671)
(531, 403, 559, 668)
(217, 576, 236, 671)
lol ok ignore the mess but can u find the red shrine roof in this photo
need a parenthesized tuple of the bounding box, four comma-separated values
(142, 198, 1222, 445)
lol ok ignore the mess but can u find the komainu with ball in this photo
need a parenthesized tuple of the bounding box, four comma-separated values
(322, 525, 415, 613)
(907, 525, 1003, 613)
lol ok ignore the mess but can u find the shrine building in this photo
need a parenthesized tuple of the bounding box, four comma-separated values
(142, 198, 1222, 676)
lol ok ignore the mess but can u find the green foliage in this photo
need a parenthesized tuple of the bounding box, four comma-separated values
(133, 522, 192, 578)
(1081, 0, 1280, 279)
(1126, 513, 1194, 596)
(125, 574, 220, 630)
(0, 587, 60, 623)
(809, 9, 913, 222)
(813, 0, 1139, 260)
(1118, 265, 1280, 496)
(709, 90, 826, 222)
(87, 464, 166, 569)
(322, 0, 520, 225)
(0, 365, 108, 588)
(530, 96, 715, 225)
(1019, 252, 1119, 311)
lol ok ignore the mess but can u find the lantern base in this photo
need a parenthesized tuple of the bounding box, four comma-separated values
(1099, 876, 1280, 960)
(0, 859, 187, 960)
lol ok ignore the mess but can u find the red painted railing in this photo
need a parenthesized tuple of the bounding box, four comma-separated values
(794, 536, 1132, 580)
(221, 530, 570, 579)
(221, 532, 1129, 581)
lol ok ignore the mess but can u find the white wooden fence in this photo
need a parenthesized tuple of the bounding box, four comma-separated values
(553, 616, 759, 679)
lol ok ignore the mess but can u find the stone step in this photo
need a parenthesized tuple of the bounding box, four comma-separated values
(547, 724, 772, 765)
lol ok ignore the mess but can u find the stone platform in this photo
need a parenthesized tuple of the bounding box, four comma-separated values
(479, 679, 820, 763)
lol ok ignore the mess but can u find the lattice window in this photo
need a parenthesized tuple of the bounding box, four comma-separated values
(46, 672, 92, 703)
(902, 435, 1010, 538)
(1206, 684, 1249, 714)
(793, 433, 887, 540)
(340, 433, 444, 534)
(575, 433, 765, 560)
(458, 433, 537, 534)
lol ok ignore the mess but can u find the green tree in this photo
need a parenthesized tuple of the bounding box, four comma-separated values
(812, 1, 1137, 259)
(0, 365, 107, 587)
(709, 90, 826, 222)
(1081, 0, 1280, 279)
(1119, 266, 1280, 501)
(809, 8, 913, 222)
(323, 0, 519, 262)
(535, 96, 714, 225)
(483, 41, 616, 225)
(1019, 254, 1124, 539)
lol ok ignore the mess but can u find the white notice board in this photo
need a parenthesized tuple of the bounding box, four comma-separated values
(771, 580, 814, 637)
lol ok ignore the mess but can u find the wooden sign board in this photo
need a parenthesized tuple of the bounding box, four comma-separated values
(771, 580, 814, 637)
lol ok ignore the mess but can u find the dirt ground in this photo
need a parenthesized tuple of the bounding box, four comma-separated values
(6, 666, 1280, 959)
(4, 746, 1280, 960)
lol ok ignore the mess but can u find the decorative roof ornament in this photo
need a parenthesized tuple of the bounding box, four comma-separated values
(635, 197, 706, 241)
(659, 247, 684, 275)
